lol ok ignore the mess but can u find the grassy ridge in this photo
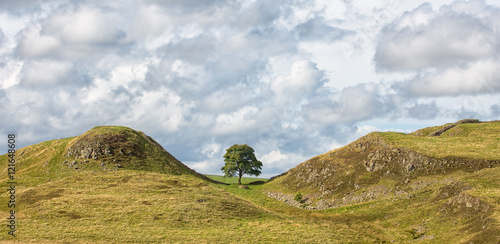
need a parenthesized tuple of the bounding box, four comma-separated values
(379, 121, 500, 160)
(261, 121, 500, 243)
(0, 122, 498, 243)
(0, 126, 201, 189)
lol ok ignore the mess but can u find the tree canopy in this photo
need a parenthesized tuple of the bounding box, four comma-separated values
(221, 144, 262, 185)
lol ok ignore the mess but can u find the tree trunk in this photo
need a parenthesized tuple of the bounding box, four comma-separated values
(238, 170, 242, 185)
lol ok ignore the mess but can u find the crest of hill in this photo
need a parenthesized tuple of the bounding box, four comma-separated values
(265, 120, 500, 206)
(65, 126, 195, 175)
(264, 120, 500, 242)
(1, 126, 222, 186)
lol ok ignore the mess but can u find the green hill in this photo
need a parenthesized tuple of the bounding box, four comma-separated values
(0, 126, 384, 243)
(1, 122, 499, 243)
(264, 120, 500, 243)
(0, 126, 219, 188)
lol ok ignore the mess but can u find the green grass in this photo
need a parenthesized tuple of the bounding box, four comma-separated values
(1, 122, 499, 243)
(215, 168, 500, 243)
(0, 126, 201, 190)
(1, 170, 387, 243)
(204, 175, 268, 184)
(376, 122, 500, 160)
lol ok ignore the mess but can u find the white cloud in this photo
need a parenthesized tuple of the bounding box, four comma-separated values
(43, 5, 126, 45)
(211, 106, 259, 135)
(270, 60, 324, 103)
(260, 150, 288, 165)
(0, 59, 22, 89)
(237, 1, 281, 28)
(304, 83, 387, 124)
(2, 0, 500, 177)
(200, 142, 221, 158)
(20, 60, 73, 87)
(404, 60, 500, 96)
(17, 24, 60, 58)
(354, 125, 380, 138)
(186, 160, 220, 175)
(128, 4, 170, 40)
(202, 82, 261, 113)
(407, 101, 440, 120)
(119, 88, 190, 134)
(375, 1, 500, 71)
(257, 149, 310, 177)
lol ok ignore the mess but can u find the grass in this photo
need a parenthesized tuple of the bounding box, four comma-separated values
(259, 121, 500, 243)
(204, 175, 268, 184)
(215, 168, 500, 243)
(378, 122, 500, 160)
(0, 126, 202, 189)
(0, 122, 498, 243)
(1, 170, 386, 243)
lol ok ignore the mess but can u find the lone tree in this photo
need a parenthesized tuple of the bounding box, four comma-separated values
(221, 144, 262, 185)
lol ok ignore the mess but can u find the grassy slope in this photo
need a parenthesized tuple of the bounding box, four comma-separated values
(0, 122, 498, 243)
(0, 170, 386, 243)
(265, 121, 500, 195)
(380, 122, 500, 160)
(0, 126, 201, 188)
(262, 121, 500, 243)
(227, 168, 500, 243)
(0, 126, 382, 243)
(3, 169, 493, 243)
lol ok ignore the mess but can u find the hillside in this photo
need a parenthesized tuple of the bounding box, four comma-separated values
(0, 126, 220, 188)
(264, 120, 500, 242)
(1, 122, 499, 243)
(0, 126, 269, 242)
(0, 126, 396, 243)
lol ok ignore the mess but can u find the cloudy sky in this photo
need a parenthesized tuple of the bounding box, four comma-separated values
(1, 0, 500, 177)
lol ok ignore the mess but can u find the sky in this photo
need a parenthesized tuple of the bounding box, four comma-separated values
(1, 0, 500, 178)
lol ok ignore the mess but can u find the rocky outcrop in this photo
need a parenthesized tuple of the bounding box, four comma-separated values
(67, 142, 113, 159)
(66, 132, 143, 161)
(362, 146, 436, 174)
(266, 191, 333, 210)
(360, 142, 499, 176)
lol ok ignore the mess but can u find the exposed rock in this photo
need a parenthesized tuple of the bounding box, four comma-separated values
(267, 191, 331, 210)
(69, 161, 77, 167)
(67, 142, 114, 159)
(67, 131, 143, 161)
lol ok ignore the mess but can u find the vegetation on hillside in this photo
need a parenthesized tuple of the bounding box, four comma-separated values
(0, 121, 498, 243)
(264, 120, 500, 243)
